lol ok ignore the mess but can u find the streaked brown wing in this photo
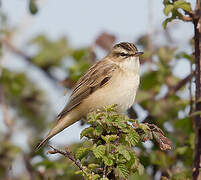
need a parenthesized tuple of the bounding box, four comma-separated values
(57, 59, 117, 120)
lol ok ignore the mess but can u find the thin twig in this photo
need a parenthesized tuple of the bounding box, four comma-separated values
(193, 0, 201, 179)
(189, 59, 194, 116)
(142, 73, 194, 124)
(23, 155, 35, 180)
(180, 15, 193, 22)
(164, 72, 194, 99)
(48, 145, 84, 172)
(195, 0, 201, 11)
(1, 38, 58, 82)
(103, 165, 108, 178)
(1, 38, 31, 60)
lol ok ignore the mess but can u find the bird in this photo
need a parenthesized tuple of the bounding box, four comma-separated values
(36, 42, 143, 150)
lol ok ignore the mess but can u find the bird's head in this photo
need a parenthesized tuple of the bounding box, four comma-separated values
(108, 42, 143, 62)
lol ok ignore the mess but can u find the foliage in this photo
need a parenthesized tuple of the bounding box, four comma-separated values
(30, 34, 92, 82)
(0, 68, 48, 132)
(29, 0, 38, 15)
(163, 0, 192, 28)
(75, 106, 169, 179)
(49, 105, 171, 180)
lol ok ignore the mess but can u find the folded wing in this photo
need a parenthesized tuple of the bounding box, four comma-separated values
(57, 59, 117, 120)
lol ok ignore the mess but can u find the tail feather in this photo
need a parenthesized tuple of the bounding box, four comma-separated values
(35, 137, 50, 151)
(35, 111, 78, 151)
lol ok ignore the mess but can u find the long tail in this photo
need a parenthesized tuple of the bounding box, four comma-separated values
(35, 111, 78, 151)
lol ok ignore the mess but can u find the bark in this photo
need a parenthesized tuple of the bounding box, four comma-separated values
(193, 0, 201, 179)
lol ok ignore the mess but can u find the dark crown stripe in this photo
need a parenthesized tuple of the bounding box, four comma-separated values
(115, 42, 138, 52)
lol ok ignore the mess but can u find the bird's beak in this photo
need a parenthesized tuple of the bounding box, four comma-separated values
(134, 52, 144, 56)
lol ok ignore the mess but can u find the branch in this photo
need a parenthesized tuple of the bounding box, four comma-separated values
(1, 38, 58, 82)
(142, 73, 194, 125)
(146, 123, 171, 151)
(193, 0, 201, 179)
(164, 72, 194, 99)
(189, 60, 194, 116)
(103, 165, 108, 178)
(23, 155, 35, 180)
(48, 145, 85, 172)
(195, 0, 201, 11)
(1, 38, 31, 60)
(180, 14, 193, 22)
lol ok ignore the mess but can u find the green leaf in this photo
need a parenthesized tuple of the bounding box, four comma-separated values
(175, 117, 193, 134)
(136, 90, 153, 103)
(126, 129, 140, 146)
(75, 147, 90, 160)
(189, 133, 195, 149)
(176, 146, 188, 155)
(101, 135, 118, 143)
(87, 112, 101, 123)
(116, 121, 128, 130)
(117, 146, 131, 161)
(175, 52, 193, 61)
(116, 164, 129, 179)
(100, 178, 109, 180)
(94, 125, 104, 137)
(71, 48, 88, 61)
(128, 118, 135, 123)
(117, 155, 127, 163)
(92, 145, 106, 158)
(75, 170, 82, 175)
(103, 156, 114, 166)
(91, 174, 100, 180)
(137, 163, 144, 176)
(88, 163, 99, 170)
(164, 4, 174, 16)
(163, 0, 170, 5)
(30, 35, 69, 68)
(163, 18, 172, 28)
(69, 61, 91, 81)
(29, 0, 38, 14)
(141, 71, 160, 90)
(103, 104, 117, 112)
(80, 127, 94, 139)
(174, 0, 191, 12)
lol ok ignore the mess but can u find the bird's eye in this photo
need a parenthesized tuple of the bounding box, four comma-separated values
(119, 52, 127, 57)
